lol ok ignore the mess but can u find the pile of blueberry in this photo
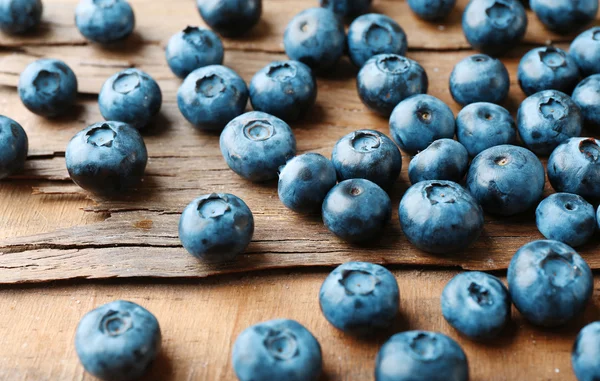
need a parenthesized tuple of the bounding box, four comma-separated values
(3, 0, 600, 379)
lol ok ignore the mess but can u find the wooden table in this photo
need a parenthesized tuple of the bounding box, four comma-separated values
(0, 0, 598, 379)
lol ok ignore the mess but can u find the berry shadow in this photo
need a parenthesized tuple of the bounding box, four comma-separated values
(293, 104, 328, 130)
(317, 57, 359, 81)
(91, 31, 146, 56)
(37, 103, 87, 125)
(231, 18, 273, 41)
(139, 351, 173, 381)
(142, 111, 174, 137)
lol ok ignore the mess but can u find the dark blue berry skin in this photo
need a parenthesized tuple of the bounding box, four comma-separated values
(462, 0, 527, 56)
(220, 112, 296, 182)
(570, 28, 600, 78)
(18, 59, 78, 118)
(399, 180, 484, 254)
(65, 121, 147, 195)
(177, 65, 248, 131)
(165, 26, 224, 79)
(531, 0, 598, 35)
(389, 94, 454, 154)
(517, 46, 580, 96)
(456, 102, 516, 157)
(375, 331, 469, 381)
(441, 271, 511, 340)
(0, 116, 28, 179)
(573, 322, 600, 381)
(408, 139, 469, 184)
(322, 179, 391, 243)
(407, 0, 456, 21)
(347, 14, 407, 68)
(466, 145, 545, 216)
(278, 153, 337, 213)
(75, 0, 135, 43)
(249, 60, 317, 122)
(536, 193, 596, 248)
(179, 193, 254, 261)
(572, 75, 600, 130)
(99, 69, 162, 130)
(331, 129, 402, 190)
(517, 90, 582, 155)
(0, 0, 42, 34)
(319, 0, 371, 20)
(319, 262, 399, 334)
(232, 319, 322, 381)
(75, 300, 161, 381)
(449, 54, 509, 105)
(507, 240, 593, 327)
(283, 8, 345, 72)
(548, 138, 600, 200)
(358, 54, 428, 117)
(197, 0, 261, 37)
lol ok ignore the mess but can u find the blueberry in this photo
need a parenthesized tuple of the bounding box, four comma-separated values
(507, 240, 593, 327)
(466, 145, 545, 216)
(570, 28, 600, 77)
(18, 59, 78, 118)
(572, 75, 600, 130)
(0, 115, 28, 179)
(232, 319, 322, 381)
(456, 102, 516, 157)
(536, 193, 596, 248)
(75, 0, 135, 43)
(197, 0, 261, 37)
(449, 54, 509, 105)
(220, 111, 296, 182)
(0, 0, 42, 34)
(358, 54, 428, 117)
(408, 139, 469, 184)
(375, 330, 469, 381)
(399, 180, 484, 254)
(278, 153, 337, 213)
(322, 178, 391, 242)
(75, 300, 161, 381)
(517, 46, 580, 96)
(177, 65, 248, 130)
(249, 60, 317, 122)
(407, 0, 456, 21)
(347, 13, 407, 68)
(165, 26, 224, 79)
(65, 121, 147, 194)
(389, 94, 454, 154)
(517, 90, 582, 155)
(548, 137, 600, 200)
(572, 322, 600, 381)
(331, 129, 402, 190)
(441, 271, 511, 340)
(99, 69, 162, 130)
(319, 0, 371, 20)
(283, 8, 345, 72)
(179, 193, 254, 261)
(530, 0, 598, 35)
(462, 0, 527, 56)
(319, 261, 399, 334)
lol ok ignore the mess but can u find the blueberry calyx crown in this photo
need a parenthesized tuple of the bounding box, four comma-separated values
(33, 70, 60, 95)
(424, 183, 458, 205)
(262, 328, 299, 361)
(593, 29, 600, 41)
(539, 97, 566, 120)
(471, 55, 489, 63)
(243, 120, 275, 141)
(267, 63, 297, 82)
(183, 27, 212, 48)
(376, 55, 410, 74)
(417, 107, 432, 123)
(197, 194, 231, 218)
(113, 71, 141, 94)
(351, 131, 381, 152)
(339, 269, 380, 296)
(485, 1, 515, 29)
(365, 23, 392, 49)
(408, 333, 443, 362)
(493, 155, 510, 166)
(99, 309, 133, 337)
(579, 139, 600, 163)
(195, 74, 226, 98)
(538, 47, 567, 69)
(540, 251, 581, 288)
(468, 282, 493, 306)
(86, 124, 116, 147)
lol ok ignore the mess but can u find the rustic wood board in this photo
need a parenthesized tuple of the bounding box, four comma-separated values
(0, 0, 599, 284)
(0, 269, 595, 381)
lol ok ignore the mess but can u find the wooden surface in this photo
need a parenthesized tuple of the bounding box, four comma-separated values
(0, 0, 599, 379)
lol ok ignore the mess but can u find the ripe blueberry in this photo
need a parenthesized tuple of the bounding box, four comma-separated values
(536, 193, 596, 248)
(165, 26, 224, 79)
(408, 139, 469, 184)
(456, 102, 516, 157)
(517, 46, 580, 96)
(75, 0, 135, 43)
(572, 322, 600, 381)
(197, 0, 262, 37)
(449, 54, 509, 105)
(408, 0, 456, 21)
(531, 0, 598, 35)
(0, 0, 42, 34)
(319, 0, 371, 20)
(347, 13, 407, 68)
(548, 137, 600, 200)
(570, 27, 600, 77)
(0, 115, 28, 179)
(572, 75, 600, 130)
